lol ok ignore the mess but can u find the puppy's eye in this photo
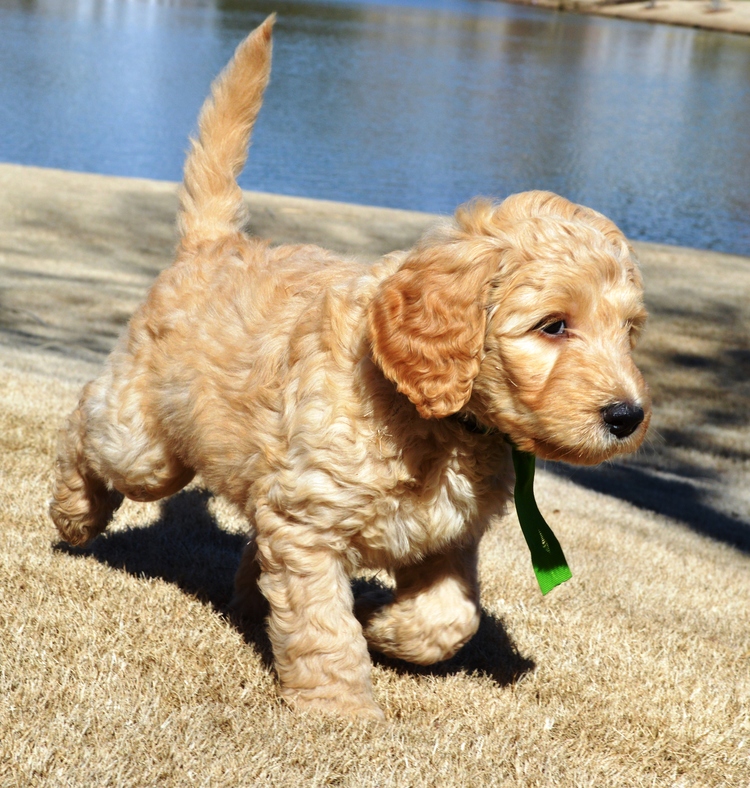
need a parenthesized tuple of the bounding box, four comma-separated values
(539, 319, 566, 336)
(626, 318, 644, 347)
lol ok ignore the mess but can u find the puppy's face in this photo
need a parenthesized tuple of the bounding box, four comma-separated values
(368, 191, 650, 466)
(471, 217, 650, 465)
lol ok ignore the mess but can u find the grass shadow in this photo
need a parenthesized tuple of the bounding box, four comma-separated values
(550, 459, 750, 554)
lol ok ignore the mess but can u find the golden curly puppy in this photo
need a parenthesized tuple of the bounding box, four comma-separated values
(51, 16, 650, 720)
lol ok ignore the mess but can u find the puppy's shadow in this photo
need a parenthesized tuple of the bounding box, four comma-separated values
(54, 489, 275, 668)
(55, 489, 534, 685)
(56, 488, 242, 606)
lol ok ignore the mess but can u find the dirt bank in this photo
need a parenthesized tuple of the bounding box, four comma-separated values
(509, 0, 750, 35)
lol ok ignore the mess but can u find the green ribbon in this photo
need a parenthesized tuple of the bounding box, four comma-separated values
(511, 446, 572, 595)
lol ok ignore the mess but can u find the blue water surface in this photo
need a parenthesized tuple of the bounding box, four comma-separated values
(1, 0, 749, 255)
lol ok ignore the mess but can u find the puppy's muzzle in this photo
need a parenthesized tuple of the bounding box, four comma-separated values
(601, 402, 645, 439)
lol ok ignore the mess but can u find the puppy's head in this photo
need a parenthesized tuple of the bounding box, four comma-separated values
(367, 190, 650, 465)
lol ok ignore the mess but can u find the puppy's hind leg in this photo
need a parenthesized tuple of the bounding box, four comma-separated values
(50, 355, 194, 547)
(50, 389, 125, 547)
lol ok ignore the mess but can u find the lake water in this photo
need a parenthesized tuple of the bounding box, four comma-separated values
(1, 0, 749, 255)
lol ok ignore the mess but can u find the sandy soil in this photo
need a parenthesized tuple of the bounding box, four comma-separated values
(510, 0, 750, 35)
(592, 0, 750, 34)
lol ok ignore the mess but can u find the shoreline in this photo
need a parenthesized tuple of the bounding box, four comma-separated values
(508, 0, 750, 35)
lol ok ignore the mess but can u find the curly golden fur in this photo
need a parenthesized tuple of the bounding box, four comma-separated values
(50, 16, 650, 720)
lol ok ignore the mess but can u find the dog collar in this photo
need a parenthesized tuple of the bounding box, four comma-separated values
(511, 446, 572, 595)
(449, 413, 496, 435)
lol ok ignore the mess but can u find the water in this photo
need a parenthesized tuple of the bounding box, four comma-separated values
(1, 0, 749, 255)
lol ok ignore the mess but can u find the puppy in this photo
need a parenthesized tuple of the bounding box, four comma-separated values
(50, 15, 650, 720)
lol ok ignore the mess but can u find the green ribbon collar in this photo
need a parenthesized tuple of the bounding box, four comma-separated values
(448, 414, 571, 595)
(511, 446, 572, 595)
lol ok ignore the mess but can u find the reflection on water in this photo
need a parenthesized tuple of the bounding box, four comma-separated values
(0, 0, 748, 254)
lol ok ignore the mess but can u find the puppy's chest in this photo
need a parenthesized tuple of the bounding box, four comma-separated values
(355, 436, 513, 564)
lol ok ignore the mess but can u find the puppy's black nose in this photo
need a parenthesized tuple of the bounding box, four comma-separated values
(601, 402, 644, 438)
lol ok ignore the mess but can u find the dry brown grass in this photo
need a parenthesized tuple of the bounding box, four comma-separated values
(1, 165, 749, 786)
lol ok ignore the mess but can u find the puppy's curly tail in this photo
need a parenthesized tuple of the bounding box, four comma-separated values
(178, 15, 275, 245)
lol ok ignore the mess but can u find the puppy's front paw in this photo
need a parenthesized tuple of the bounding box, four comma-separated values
(281, 687, 385, 722)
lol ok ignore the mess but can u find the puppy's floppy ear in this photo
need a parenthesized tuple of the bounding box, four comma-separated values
(367, 244, 492, 419)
